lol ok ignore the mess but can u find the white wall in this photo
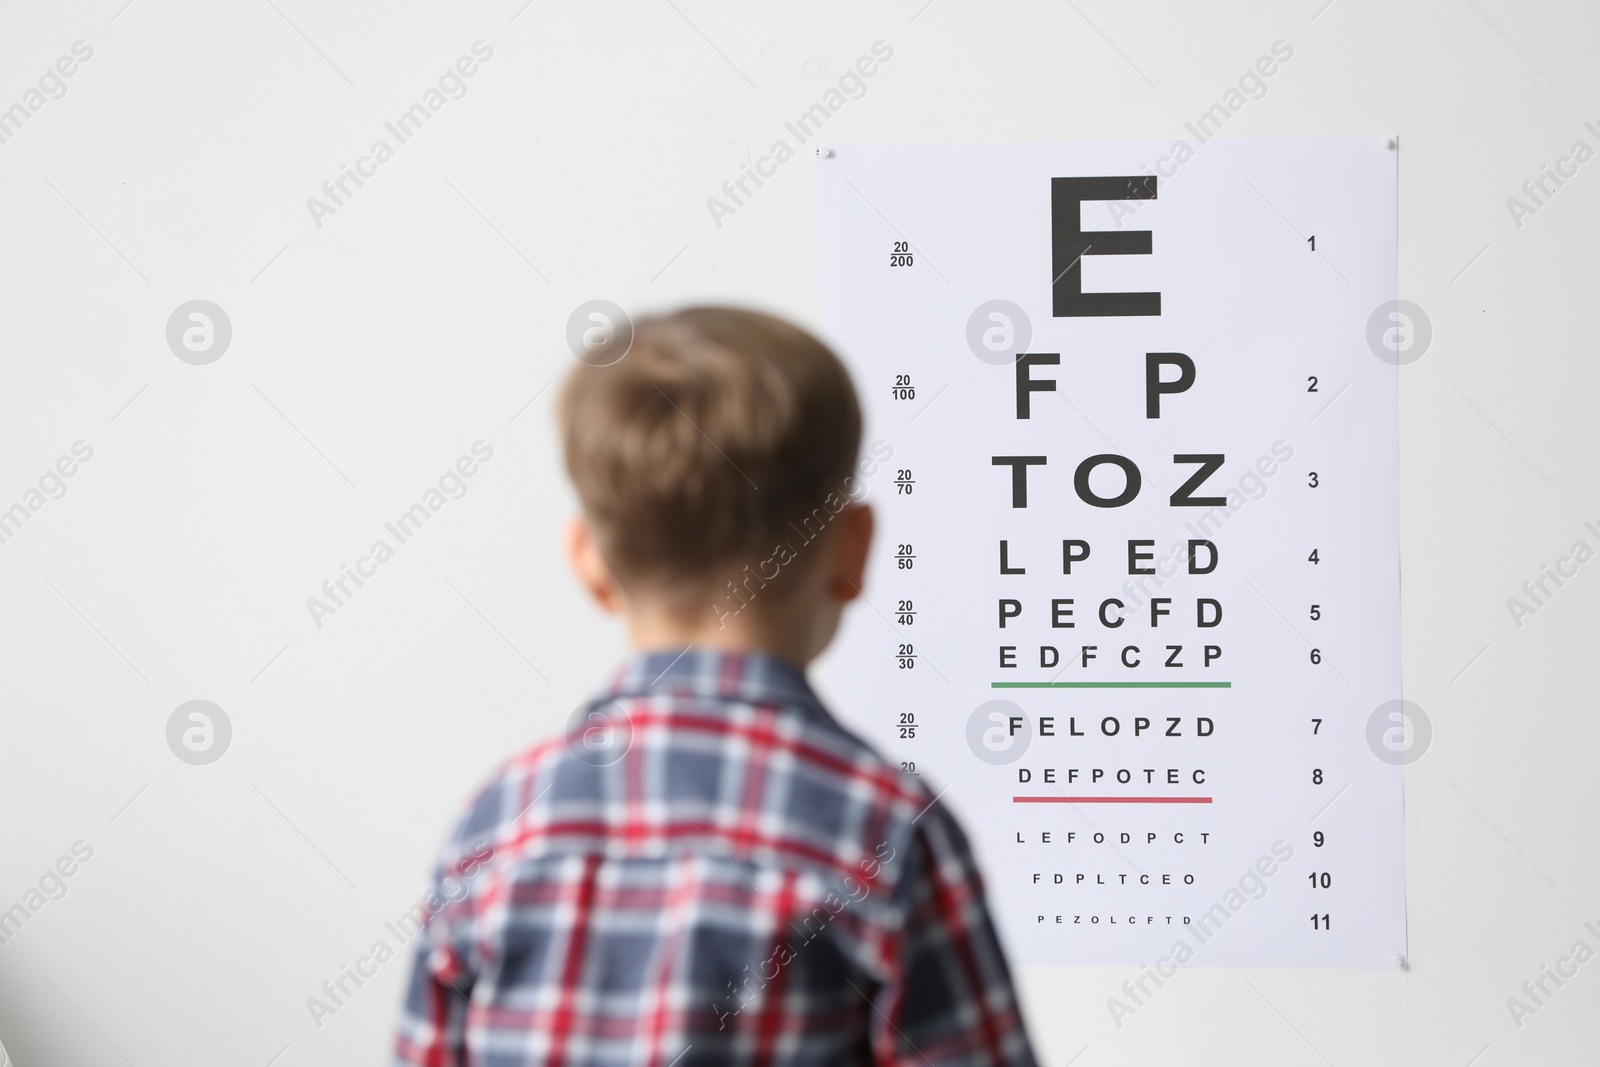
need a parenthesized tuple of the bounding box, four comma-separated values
(0, 1, 1595, 1064)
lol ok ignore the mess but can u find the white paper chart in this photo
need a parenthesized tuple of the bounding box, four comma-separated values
(817, 138, 1405, 968)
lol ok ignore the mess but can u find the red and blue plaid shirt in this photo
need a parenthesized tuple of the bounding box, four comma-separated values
(393, 647, 1037, 1066)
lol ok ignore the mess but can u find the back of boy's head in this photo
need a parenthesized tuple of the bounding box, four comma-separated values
(559, 306, 862, 609)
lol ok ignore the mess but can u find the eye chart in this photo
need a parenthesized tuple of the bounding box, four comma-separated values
(817, 138, 1405, 968)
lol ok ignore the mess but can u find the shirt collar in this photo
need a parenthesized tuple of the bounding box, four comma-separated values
(606, 645, 824, 715)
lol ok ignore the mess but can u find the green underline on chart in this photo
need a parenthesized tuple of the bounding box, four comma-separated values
(990, 681, 1232, 689)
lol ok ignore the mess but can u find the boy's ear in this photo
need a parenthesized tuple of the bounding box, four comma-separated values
(830, 503, 874, 602)
(564, 516, 623, 614)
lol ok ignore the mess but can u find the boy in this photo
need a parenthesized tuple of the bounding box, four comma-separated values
(393, 308, 1037, 1065)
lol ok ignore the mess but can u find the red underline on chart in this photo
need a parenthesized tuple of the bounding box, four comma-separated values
(1013, 796, 1214, 804)
(992, 681, 1231, 688)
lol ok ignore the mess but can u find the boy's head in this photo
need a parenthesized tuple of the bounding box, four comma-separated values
(559, 306, 872, 662)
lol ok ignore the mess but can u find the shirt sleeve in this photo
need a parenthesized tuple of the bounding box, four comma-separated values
(871, 806, 1039, 1067)
(392, 827, 494, 1066)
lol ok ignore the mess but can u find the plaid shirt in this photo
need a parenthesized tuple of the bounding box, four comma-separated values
(393, 647, 1037, 1067)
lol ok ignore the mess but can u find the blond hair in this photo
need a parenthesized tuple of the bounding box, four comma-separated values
(559, 307, 862, 606)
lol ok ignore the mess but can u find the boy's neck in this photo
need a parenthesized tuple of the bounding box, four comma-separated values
(623, 601, 823, 670)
